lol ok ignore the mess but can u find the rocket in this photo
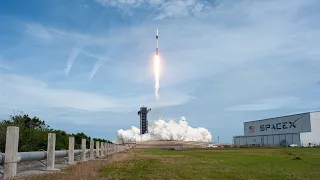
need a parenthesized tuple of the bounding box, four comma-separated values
(156, 29, 159, 55)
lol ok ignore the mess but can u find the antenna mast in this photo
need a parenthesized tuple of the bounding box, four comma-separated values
(142, 96, 145, 107)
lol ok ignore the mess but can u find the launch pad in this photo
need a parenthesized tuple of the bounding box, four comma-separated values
(138, 106, 151, 134)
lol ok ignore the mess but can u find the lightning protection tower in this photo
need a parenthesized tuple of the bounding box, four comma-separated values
(138, 106, 151, 134)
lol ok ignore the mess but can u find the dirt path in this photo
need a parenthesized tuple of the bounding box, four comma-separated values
(16, 150, 134, 180)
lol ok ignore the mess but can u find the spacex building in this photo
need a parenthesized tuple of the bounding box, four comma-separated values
(233, 112, 320, 147)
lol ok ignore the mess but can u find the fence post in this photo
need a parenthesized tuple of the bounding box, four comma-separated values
(3, 126, 19, 179)
(103, 142, 105, 155)
(96, 141, 100, 158)
(81, 139, 86, 161)
(90, 139, 94, 159)
(100, 142, 103, 157)
(103, 142, 106, 155)
(107, 143, 110, 155)
(105, 143, 108, 155)
(103, 142, 107, 155)
(47, 133, 58, 171)
(100, 142, 104, 156)
(68, 136, 75, 164)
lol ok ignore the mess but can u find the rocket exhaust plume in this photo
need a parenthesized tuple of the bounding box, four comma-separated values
(154, 29, 160, 100)
(154, 55, 160, 100)
(116, 116, 212, 143)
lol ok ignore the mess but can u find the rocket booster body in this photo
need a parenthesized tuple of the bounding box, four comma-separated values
(156, 29, 159, 55)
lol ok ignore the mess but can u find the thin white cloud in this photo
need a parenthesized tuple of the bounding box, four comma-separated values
(22, 0, 320, 101)
(19, 0, 320, 86)
(153, 0, 211, 20)
(0, 74, 193, 113)
(94, 0, 212, 19)
(0, 74, 115, 111)
(25, 23, 52, 41)
(64, 9, 108, 76)
(23, 23, 108, 77)
(22, 12, 108, 77)
(225, 96, 300, 111)
(65, 44, 84, 76)
(89, 57, 110, 79)
(0, 59, 10, 72)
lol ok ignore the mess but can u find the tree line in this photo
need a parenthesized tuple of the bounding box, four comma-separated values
(0, 114, 112, 152)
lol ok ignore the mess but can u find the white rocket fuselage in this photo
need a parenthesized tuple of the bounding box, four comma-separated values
(156, 29, 159, 55)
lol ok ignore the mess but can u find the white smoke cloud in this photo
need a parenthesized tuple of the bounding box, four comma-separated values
(116, 116, 212, 143)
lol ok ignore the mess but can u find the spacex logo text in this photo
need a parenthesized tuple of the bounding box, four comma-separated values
(259, 116, 303, 132)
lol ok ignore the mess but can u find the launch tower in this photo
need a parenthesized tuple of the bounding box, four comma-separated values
(138, 106, 151, 134)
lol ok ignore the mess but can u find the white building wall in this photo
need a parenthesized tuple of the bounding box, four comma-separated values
(233, 133, 301, 147)
(300, 112, 320, 146)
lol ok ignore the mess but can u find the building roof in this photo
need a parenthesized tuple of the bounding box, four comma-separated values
(244, 111, 320, 124)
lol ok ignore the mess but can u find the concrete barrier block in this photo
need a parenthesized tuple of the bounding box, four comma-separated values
(47, 133, 59, 171)
(81, 139, 87, 161)
(90, 139, 94, 159)
(96, 141, 100, 158)
(3, 126, 19, 179)
(68, 136, 75, 164)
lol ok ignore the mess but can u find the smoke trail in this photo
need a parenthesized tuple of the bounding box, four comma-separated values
(65, 45, 83, 76)
(116, 116, 212, 143)
(89, 57, 109, 79)
(154, 55, 160, 100)
(65, 10, 107, 76)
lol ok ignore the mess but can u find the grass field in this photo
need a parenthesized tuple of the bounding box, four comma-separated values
(24, 147, 320, 180)
(101, 148, 320, 180)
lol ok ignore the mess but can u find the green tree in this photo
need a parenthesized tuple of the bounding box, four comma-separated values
(93, 138, 113, 144)
(4, 114, 49, 130)
(71, 132, 91, 149)
(49, 129, 69, 150)
(0, 113, 112, 152)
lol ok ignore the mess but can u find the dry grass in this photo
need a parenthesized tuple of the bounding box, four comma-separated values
(17, 151, 134, 180)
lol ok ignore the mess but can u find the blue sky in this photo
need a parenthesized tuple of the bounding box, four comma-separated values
(0, 0, 319, 143)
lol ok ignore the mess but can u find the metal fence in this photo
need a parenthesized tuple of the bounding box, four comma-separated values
(0, 149, 91, 165)
(1, 126, 131, 179)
